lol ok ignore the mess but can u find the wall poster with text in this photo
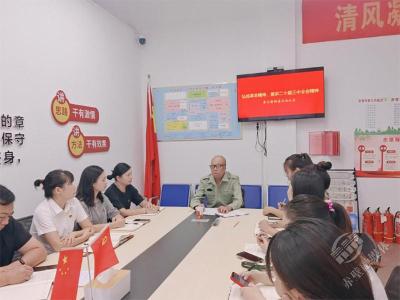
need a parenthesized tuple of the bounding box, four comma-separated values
(153, 83, 241, 141)
(355, 96, 400, 177)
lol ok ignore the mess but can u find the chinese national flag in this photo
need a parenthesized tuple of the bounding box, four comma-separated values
(51, 248, 83, 300)
(91, 226, 119, 278)
(144, 83, 161, 204)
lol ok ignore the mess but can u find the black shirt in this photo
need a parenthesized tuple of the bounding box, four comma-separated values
(105, 183, 144, 210)
(0, 217, 31, 267)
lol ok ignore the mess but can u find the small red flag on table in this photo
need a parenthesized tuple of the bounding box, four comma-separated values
(51, 248, 83, 300)
(91, 226, 119, 278)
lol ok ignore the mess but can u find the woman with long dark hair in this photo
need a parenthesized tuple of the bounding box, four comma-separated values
(76, 165, 125, 231)
(105, 163, 159, 217)
(283, 153, 314, 179)
(257, 194, 351, 250)
(258, 164, 332, 238)
(242, 219, 380, 300)
(263, 153, 314, 217)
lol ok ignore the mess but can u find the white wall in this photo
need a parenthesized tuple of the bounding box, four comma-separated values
(0, 0, 144, 218)
(140, 0, 297, 202)
(138, 0, 400, 213)
(2, 0, 398, 218)
(294, 1, 400, 214)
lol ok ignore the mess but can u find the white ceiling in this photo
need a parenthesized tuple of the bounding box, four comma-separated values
(92, 0, 278, 35)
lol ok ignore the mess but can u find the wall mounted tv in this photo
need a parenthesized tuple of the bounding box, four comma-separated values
(237, 67, 325, 122)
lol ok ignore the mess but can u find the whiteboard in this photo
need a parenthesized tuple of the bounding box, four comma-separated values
(153, 83, 241, 141)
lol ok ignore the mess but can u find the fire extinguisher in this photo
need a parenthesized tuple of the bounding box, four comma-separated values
(383, 207, 394, 244)
(372, 207, 384, 242)
(362, 207, 373, 237)
(395, 211, 400, 244)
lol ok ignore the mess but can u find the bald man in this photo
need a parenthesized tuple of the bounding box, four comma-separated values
(190, 155, 243, 213)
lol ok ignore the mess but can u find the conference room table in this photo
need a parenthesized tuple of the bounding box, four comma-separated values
(36, 207, 265, 300)
(149, 209, 264, 300)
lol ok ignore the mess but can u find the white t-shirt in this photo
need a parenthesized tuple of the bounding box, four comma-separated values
(30, 197, 88, 252)
(365, 264, 388, 300)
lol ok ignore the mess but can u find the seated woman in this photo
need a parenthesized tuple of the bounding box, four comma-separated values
(105, 163, 159, 217)
(262, 153, 314, 218)
(258, 164, 330, 241)
(242, 218, 385, 300)
(257, 194, 351, 251)
(77, 166, 125, 231)
(30, 170, 94, 252)
(0, 185, 47, 287)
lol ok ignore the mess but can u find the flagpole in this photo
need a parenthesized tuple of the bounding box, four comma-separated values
(145, 73, 152, 200)
(85, 245, 94, 300)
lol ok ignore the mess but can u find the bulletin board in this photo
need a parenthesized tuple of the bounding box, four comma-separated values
(355, 97, 400, 177)
(152, 83, 241, 141)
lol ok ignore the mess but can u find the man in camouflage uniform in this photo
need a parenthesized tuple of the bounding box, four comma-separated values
(190, 155, 243, 213)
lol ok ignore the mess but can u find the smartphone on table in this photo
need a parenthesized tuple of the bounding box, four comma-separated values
(236, 251, 264, 263)
(230, 272, 249, 287)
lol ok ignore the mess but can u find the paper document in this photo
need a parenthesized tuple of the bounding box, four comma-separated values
(0, 269, 56, 300)
(108, 232, 133, 248)
(216, 209, 249, 218)
(191, 218, 210, 223)
(86, 232, 134, 252)
(203, 208, 249, 217)
(229, 284, 279, 300)
(203, 208, 218, 215)
(112, 222, 144, 232)
(244, 243, 266, 259)
(254, 222, 284, 236)
(30, 269, 56, 282)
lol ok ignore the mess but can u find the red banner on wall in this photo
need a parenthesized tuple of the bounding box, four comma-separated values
(302, 0, 400, 43)
(68, 125, 110, 158)
(51, 90, 99, 124)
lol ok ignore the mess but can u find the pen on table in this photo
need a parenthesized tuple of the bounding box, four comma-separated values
(233, 221, 240, 228)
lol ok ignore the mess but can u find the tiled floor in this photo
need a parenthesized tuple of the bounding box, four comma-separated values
(377, 243, 400, 285)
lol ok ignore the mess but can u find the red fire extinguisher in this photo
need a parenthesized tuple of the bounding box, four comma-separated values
(362, 207, 373, 237)
(373, 207, 384, 242)
(383, 207, 394, 244)
(395, 211, 400, 244)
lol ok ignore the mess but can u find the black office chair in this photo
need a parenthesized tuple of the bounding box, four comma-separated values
(16, 215, 33, 232)
(385, 266, 400, 300)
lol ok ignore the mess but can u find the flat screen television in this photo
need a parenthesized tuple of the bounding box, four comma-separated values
(237, 67, 325, 122)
